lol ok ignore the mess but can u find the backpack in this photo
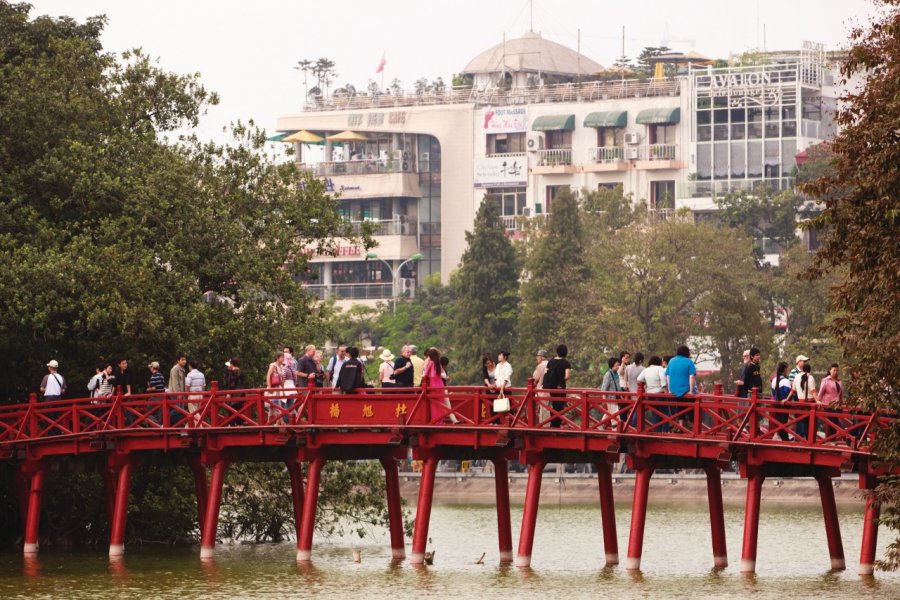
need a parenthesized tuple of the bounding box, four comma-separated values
(337, 360, 361, 393)
(543, 359, 562, 389)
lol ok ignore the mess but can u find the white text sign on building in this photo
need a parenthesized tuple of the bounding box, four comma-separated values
(474, 155, 527, 188)
(482, 107, 528, 134)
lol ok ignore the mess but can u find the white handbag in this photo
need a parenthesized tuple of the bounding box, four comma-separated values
(493, 393, 510, 413)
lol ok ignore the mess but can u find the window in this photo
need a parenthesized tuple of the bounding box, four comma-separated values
(650, 181, 675, 209)
(597, 127, 623, 148)
(488, 187, 527, 216)
(545, 130, 572, 149)
(598, 182, 620, 191)
(486, 132, 525, 155)
(544, 185, 570, 213)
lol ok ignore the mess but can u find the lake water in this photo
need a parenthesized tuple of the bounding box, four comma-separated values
(1, 502, 897, 599)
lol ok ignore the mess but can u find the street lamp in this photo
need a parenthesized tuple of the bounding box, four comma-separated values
(366, 251, 423, 313)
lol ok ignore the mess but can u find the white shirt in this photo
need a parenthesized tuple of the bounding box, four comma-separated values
(328, 356, 347, 387)
(185, 369, 206, 392)
(494, 361, 513, 387)
(44, 372, 64, 396)
(793, 373, 816, 400)
(637, 365, 667, 394)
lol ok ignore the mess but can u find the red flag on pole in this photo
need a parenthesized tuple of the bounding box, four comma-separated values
(375, 51, 386, 74)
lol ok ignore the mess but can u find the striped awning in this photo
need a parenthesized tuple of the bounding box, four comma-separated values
(532, 114, 576, 131)
(635, 107, 681, 125)
(583, 111, 627, 128)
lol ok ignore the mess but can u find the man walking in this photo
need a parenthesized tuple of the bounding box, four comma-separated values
(393, 346, 415, 388)
(296, 345, 318, 387)
(40, 360, 66, 401)
(543, 344, 572, 428)
(326, 344, 347, 388)
(409, 345, 425, 387)
(738, 348, 763, 399)
(169, 354, 187, 394)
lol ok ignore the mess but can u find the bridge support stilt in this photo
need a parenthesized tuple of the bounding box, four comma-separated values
(286, 460, 305, 546)
(410, 455, 438, 565)
(200, 458, 229, 560)
(101, 466, 117, 529)
(14, 470, 30, 532)
(297, 456, 325, 562)
(740, 468, 765, 573)
(493, 457, 513, 563)
(625, 462, 654, 570)
(108, 460, 133, 557)
(190, 460, 209, 531)
(596, 460, 619, 565)
(859, 491, 880, 576)
(815, 472, 845, 570)
(380, 456, 406, 560)
(515, 460, 546, 567)
(23, 466, 46, 555)
(704, 463, 728, 569)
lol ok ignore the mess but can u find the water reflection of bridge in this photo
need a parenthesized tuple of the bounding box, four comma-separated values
(1, 381, 893, 575)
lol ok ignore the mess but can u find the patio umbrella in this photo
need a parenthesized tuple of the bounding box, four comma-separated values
(283, 130, 325, 143)
(326, 130, 369, 142)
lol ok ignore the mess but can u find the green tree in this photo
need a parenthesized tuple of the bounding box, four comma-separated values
(714, 188, 804, 259)
(451, 196, 519, 383)
(517, 189, 588, 368)
(802, 0, 900, 569)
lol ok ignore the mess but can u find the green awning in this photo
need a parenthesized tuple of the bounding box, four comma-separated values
(635, 107, 681, 125)
(532, 114, 575, 131)
(583, 111, 627, 128)
(266, 132, 291, 142)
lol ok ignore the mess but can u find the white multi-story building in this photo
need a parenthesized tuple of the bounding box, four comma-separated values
(275, 35, 840, 306)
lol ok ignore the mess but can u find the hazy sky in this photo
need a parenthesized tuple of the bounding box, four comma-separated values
(28, 0, 878, 143)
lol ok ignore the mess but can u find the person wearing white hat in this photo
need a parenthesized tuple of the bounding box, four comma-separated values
(40, 360, 66, 401)
(378, 349, 396, 388)
(789, 354, 809, 387)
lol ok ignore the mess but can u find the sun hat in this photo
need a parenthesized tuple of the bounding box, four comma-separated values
(380, 349, 396, 362)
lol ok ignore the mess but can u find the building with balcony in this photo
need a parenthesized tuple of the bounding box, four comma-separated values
(275, 34, 846, 305)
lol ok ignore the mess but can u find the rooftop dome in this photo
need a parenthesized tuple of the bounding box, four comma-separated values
(461, 31, 605, 77)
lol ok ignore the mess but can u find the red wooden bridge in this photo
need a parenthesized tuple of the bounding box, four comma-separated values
(1, 379, 893, 576)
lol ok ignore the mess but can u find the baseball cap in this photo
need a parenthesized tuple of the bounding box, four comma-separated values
(148, 361, 160, 369)
(46, 359, 59, 368)
(796, 354, 809, 362)
(536, 349, 549, 357)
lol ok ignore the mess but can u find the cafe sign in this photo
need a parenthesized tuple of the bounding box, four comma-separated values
(474, 155, 527, 188)
(482, 107, 528, 134)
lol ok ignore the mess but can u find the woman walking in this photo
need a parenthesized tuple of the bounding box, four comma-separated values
(423, 347, 456, 423)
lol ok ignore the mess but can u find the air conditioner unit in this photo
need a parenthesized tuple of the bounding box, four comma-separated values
(624, 132, 640, 145)
(526, 132, 544, 152)
(401, 277, 417, 297)
(625, 147, 640, 160)
(522, 206, 533, 217)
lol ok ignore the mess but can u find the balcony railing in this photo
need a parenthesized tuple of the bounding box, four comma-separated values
(302, 78, 680, 112)
(312, 159, 416, 177)
(486, 151, 527, 159)
(304, 283, 393, 301)
(535, 148, 573, 166)
(637, 144, 678, 160)
(346, 218, 416, 236)
(588, 146, 625, 163)
(500, 213, 549, 231)
(679, 177, 796, 199)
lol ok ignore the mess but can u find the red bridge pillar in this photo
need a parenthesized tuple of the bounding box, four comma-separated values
(200, 455, 230, 559)
(625, 459, 655, 570)
(704, 462, 728, 568)
(380, 456, 406, 560)
(515, 460, 546, 567)
(493, 457, 513, 563)
(596, 460, 618, 565)
(859, 474, 880, 576)
(815, 471, 845, 570)
(286, 459, 305, 547)
(740, 466, 765, 573)
(410, 454, 438, 564)
(108, 457, 135, 557)
(297, 455, 326, 562)
(22, 464, 46, 555)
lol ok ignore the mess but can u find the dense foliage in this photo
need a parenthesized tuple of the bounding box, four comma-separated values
(0, 3, 393, 549)
(803, 0, 900, 570)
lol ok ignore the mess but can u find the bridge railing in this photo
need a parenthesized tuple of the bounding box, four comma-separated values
(0, 385, 892, 455)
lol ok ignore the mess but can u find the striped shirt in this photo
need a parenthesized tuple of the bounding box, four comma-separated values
(185, 369, 206, 392)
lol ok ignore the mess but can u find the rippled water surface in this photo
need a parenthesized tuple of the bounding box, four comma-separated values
(1, 502, 897, 599)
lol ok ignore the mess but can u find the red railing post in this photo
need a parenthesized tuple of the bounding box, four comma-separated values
(526, 377, 535, 426)
(809, 404, 818, 445)
(749, 388, 759, 440)
(636, 382, 645, 434)
(209, 381, 219, 428)
(28, 393, 38, 439)
(114, 386, 125, 430)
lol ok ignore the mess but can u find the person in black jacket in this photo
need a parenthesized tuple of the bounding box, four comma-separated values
(336, 347, 366, 393)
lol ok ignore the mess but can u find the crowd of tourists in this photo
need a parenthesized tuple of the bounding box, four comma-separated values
(38, 342, 842, 413)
